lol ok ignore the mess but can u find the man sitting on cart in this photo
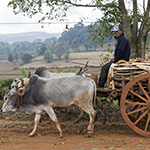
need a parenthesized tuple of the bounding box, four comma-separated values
(98, 23, 131, 88)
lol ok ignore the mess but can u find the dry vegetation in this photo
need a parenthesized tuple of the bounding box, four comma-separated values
(0, 51, 113, 79)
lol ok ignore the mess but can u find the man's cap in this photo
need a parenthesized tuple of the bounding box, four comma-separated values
(111, 23, 123, 32)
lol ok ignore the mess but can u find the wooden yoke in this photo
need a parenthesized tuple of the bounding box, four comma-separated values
(81, 61, 89, 74)
(77, 67, 82, 74)
(77, 61, 89, 74)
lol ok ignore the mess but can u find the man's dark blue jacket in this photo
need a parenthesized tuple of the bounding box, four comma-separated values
(114, 33, 130, 63)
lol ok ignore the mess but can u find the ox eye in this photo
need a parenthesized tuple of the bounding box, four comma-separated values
(5, 97, 7, 100)
(12, 85, 14, 88)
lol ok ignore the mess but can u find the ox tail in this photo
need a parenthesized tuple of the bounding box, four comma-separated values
(91, 79, 97, 108)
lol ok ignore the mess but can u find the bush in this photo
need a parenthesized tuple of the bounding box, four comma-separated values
(0, 78, 13, 100)
(0, 78, 13, 88)
(21, 67, 28, 78)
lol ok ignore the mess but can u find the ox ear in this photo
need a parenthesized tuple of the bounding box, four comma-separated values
(28, 71, 31, 78)
(14, 79, 18, 82)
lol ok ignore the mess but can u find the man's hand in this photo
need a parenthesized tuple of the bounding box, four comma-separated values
(110, 58, 115, 62)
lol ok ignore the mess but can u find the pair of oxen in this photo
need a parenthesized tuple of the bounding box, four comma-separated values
(1, 67, 105, 138)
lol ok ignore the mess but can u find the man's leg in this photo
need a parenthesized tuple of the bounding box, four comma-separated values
(98, 61, 113, 88)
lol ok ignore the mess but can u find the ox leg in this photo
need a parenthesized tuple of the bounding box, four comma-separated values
(86, 109, 96, 138)
(73, 109, 85, 124)
(78, 105, 96, 138)
(28, 113, 41, 137)
(96, 98, 106, 124)
(45, 107, 63, 138)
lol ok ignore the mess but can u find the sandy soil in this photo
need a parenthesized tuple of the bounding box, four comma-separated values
(0, 116, 150, 150)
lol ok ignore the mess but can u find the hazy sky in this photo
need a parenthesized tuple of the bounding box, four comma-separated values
(0, 1, 102, 34)
(0, 0, 146, 34)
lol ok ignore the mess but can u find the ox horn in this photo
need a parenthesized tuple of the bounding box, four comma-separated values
(28, 71, 31, 78)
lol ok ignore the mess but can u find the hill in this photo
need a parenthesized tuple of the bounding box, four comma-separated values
(0, 50, 114, 79)
(0, 32, 61, 43)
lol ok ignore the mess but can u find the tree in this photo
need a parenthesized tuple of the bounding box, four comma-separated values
(14, 53, 19, 62)
(40, 43, 49, 55)
(35, 48, 41, 56)
(13, 42, 34, 54)
(6, 46, 11, 54)
(8, 0, 150, 58)
(64, 51, 70, 62)
(71, 37, 80, 51)
(0, 42, 10, 54)
(92, 42, 98, 50)
(8, 53, 14, 63)
(22, 53, 33, 63)
(84, 43, 92, 51)
(58, 23, 87, 46)
(44, 50, 53, 62)
(19, 50, 24, 58)
(54, 44, 65, 59)
(88, 0, 150, 59)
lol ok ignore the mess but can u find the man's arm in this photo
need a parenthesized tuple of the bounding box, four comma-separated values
(114, 37, 127, 62)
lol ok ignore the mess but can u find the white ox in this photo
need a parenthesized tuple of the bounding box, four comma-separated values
(1, 75, 97, 138)
(10, 67, 106, 124)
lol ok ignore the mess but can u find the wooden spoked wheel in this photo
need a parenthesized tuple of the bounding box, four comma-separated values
(120, 73, 150, 137)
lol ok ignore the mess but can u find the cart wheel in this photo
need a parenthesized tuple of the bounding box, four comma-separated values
(120, 73, 150, 137)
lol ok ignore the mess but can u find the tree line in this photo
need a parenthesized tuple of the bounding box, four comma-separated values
(1, 22, 103, 64)
(7, 0, 150, 59)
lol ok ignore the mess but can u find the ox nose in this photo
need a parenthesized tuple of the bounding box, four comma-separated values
(0, 109, 2, 112)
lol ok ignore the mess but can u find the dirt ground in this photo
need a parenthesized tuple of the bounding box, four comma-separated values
(0, 106, 150, 150)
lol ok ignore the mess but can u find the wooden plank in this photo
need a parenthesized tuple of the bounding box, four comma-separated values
(97, 88, 111, 92)
(135, 65, 150, 71)
(114, 67, 140, 70)
(114, 62, 150, 67)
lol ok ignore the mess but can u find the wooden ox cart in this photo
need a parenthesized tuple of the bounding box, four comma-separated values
(96, 58, 150, 137)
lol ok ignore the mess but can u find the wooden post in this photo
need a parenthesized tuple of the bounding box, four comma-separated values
(111, 67, 115, 90)
(121, 75, 125, 90)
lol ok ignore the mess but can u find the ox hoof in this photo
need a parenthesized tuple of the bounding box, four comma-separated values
(28, 134, 34, 137)
(73, 121, 77, 124)
(85, 134, 91, 138)
(57, 135, 63, 139)
(102, 121, 106, 124)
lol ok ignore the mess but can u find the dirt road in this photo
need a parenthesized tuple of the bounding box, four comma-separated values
(0, 104, 150, 150)
(0, 119, 150, 150)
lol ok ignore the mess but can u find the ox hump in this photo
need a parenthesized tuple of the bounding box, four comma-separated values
(34, 67, 47, 76)
(29, 74, 39, 85)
